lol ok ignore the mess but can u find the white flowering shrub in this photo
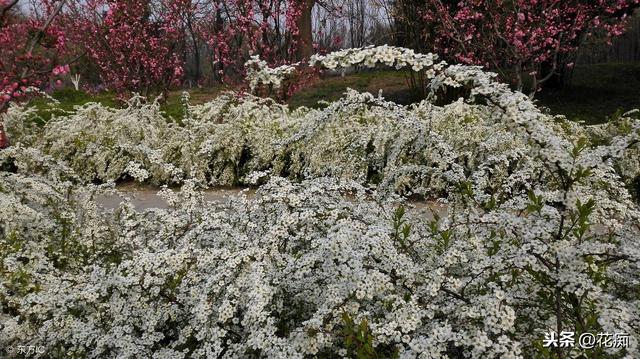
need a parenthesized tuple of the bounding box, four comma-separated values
(309, 45, 443, 74)
(1, 144, 639, 358)
(1, 46, 640, 358)
(583, 110, 640, 201)
(4, 96, 189, 185)
(244, 56, 298, 93)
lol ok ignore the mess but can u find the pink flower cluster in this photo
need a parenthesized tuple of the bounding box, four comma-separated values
(420, 0, 640, 93)
(52, 64, 70, 76)
(196, 0, 310, 84)
(1, 3, 69, 108)
(67, 0, 187, 96)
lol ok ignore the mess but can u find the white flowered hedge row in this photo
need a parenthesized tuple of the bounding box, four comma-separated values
(6, 69, 639, 201)
(2, 144, 639, 358)
(1, 46, 640, 358)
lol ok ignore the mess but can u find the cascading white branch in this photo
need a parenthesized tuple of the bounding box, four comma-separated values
(244, 56, 299, 93)
(310, 45, 444, 74)
(245, 45, 445, 94)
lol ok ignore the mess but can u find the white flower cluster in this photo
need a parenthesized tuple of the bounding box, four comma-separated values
(310, 45, 444, 74)
(244, 56, 298, 92)
(1, 46, 640, 358)
(584, 111, 640, 199)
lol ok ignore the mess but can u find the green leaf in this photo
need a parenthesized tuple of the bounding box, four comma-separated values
(571, 137, 589, 159)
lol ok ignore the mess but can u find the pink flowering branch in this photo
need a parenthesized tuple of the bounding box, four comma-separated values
(1, 0, 71, 148)
(60, 0, 188, 98)
(417, 0, 640, 96)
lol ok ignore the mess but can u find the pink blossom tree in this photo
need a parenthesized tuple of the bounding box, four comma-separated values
(419, 0, 640, 95)
(194, 0, 312, 83)
(1, 0, 71, 148)
(65, 0, 317, 95)
(1, 0, 69, 108)
(64, 0, 189, 98)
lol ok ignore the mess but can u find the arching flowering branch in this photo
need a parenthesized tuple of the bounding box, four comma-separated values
(240, 45, 447, 102)
(310, 45, 444, 72)
(244, 55, 298, 95)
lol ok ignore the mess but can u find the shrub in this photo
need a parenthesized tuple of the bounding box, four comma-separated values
(1, 47, 639, 358)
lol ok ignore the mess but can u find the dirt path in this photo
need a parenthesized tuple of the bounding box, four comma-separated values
(95, 183, 448, 218)
(95, 183, 255, 210)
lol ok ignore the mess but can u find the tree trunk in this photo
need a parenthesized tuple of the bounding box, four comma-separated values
(187, 15, 201, 83)
(0, 123, 8, 149)
(0, 0, 19, 28)
(540, 61, 565, 91)
(295, 0, 315, 60)
(213, 8, 224, 81)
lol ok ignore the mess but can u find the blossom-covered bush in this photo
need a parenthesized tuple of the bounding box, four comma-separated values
(59, 0, 190, 97)
(411, 0, 640, 94)
(309, 45, 443, 73)
(5, 89, 477, 190)
(1, 140, 639, 358)
(0, 0, 71, 111)
(245, 56, 299, 93)
(5, 47, 639, 198)
(1, 46, 640, 358)
(584, 110, 640, 201)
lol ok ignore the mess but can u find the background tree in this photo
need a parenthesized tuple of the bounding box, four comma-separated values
(395, 0, 640, 96)
(63, 0, 188, 98)
(1, 0, 70, 148)
(1, 0, 69, 111)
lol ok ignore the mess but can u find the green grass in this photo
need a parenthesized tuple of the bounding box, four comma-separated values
(28, 88, 119, 124)
(287, 70, 410, 109)
(24, 64, 640, 125)
(537, 63, 640, 124)
(161, 87, 226, 121)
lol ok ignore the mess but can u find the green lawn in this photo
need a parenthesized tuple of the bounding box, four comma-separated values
(538, 63, 640, 124)
(290, 64, 640, 124)
(287, 70, 411, 108)
(24, 63, 640, 125)
(28, 88, 119, 124)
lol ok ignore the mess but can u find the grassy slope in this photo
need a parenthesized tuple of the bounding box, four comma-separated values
(537, 63, 640, 124)
(24, 63, 640, 125)
(287, 70, 411, 108)
(289, 64, 640, 124)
